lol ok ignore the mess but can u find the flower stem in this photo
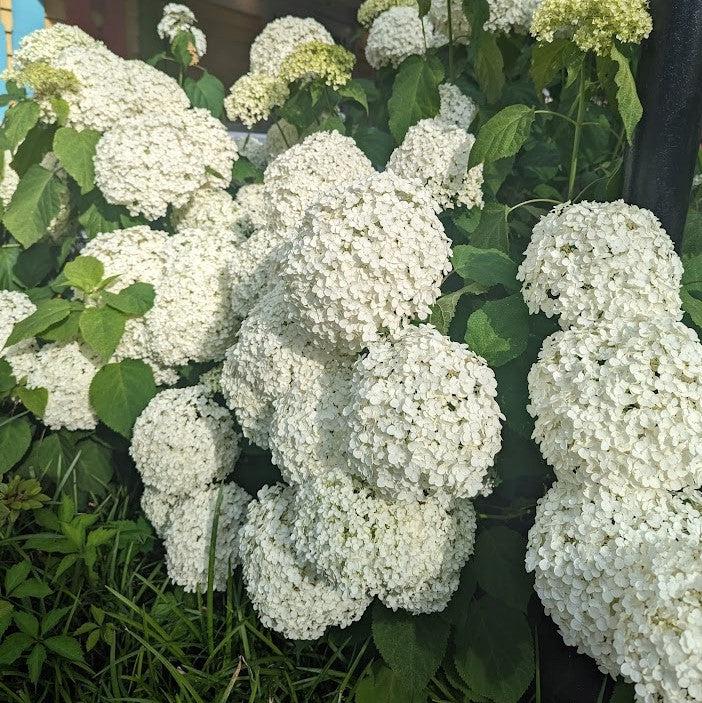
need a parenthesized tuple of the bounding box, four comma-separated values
(568, 65, 587, 200)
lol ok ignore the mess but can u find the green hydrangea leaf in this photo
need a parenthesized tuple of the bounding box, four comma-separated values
(469, 105, 535, 167)
(356, 662, 427, 703)
(5, 298, 72, 348)
(610, 45, 642, 145)
(102, 282, 155, 317)
(452, 244, 518, 290)
(0, 416, 32, 475)
(64, 255, 104, 293)
(53, 126, 101, 194)
(79, 306, 126, 362)
(16, 386, 48, 418)
(184, 72, 225, 118)
(3, 101, 41, 151)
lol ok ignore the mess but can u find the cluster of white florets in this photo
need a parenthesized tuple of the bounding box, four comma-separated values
(0, 290, 36, 358)
(224, 72, 289, 128)
(1, 153, 19, 207)
(388, 117, 484, 209)
(172, 187, 248, 242)
(523, 201, 702, 701)
(157, 3, 207, 58)
(13, 23, 103, 70)
(438, 83, 478, 130)
(485, 0, 543, 33)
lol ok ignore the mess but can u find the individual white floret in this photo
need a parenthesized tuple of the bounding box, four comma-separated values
(163, 482, 250, 592)
(12, 342, 99, 431)
(438, 83, 478, 130)
(365, 6, 441, 69)
(249, 16, 334, 76)
(345, 324, 502, 504)
(220, 286, 335, 448)
(0, 290, 36, 356)
(517, 201, 683, 329)
(292, 471, 478, 613)
(528, 318, 702, 494)
(262, 131, 374, 231)
(281, 171, 452, 353)
(269, 359, 353, 484)
(527, 482, 702, 702)
(239, 483, 370, 639)
(388, 117, 484, 209)
(157, 3, 207, 57)
(429, 0, 472, 43)
(234, 134, 268, 170)
(234, 182, 269, 234)
(485, 0, 543, 33)
(146, 228, 242, 366)
(131, 385, 241, 495)
(0, 154, 19, 207)
(172, 187, 248, 243)
(94, 108, 237, 220)
(265, 119, 299, 162)
(13, 23, 107, 70)
(141, 487, 178, 537)
(224, 72, 289, 128)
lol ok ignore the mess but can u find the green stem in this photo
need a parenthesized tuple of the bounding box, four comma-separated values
(568, 65, 587, 200)
(507, 198, 561, 215)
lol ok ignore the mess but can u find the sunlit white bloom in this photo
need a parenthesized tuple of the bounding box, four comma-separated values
(438, 83, 478, 130)
(13, 23, 107, 70)
(485, 0, 543, 33)
(0, 290, 36, 358)
(0, 154, 19, 207)
(172, 187, 248, 243)
(141, 486, 178, 537)
(224, 72, 289, 128)
(234, 182, 269, 234)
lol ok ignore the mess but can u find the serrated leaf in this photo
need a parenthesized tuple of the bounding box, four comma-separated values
(77, 190, 143, 238)
(0, 416, 32, 474)
(89, 360, 156, 437)
(12, 579, 52, 599)
(53, 127, 100, 193)
(5, 561, 31, 594)
(16, 386, 48, 418)
(14, 240, 55, 288)
(474, 32, 504, 103)
(184, 72, 225, 118)
(0, 631, 33, 664)
(3, 165, 68, 248)
(388, 55, 444, 143)
(27, 643, 46, 684)
(79, 306, 126, 362)
(372, 603, 450, 691)
(64, 255, 104, 292)
(39, 310, 81, 343)
(610, 45, 642, 145)
(454, 596, 534, 703)
(471, 202, 509, 251)
(0, 245, 20, 289)
(14, 611, 38, 637)
(470, 105, 534, 167)
(531, 40, 582, 92)
(102, 282, 155, 316)
(171, 30, 194, 66)
(0, 359, 15, 395)
(356, 662, 427, 703)
(452, 244, 518, 290)
(429, 292, 462, 335)
(682, 289, 702, 329)
(3, 101, 41, 150)
(44, 634, 84, 662)
(5, 298, 72, 348)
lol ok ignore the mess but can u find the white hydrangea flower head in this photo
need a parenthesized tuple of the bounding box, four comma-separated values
(146, 228, 242, 366)
(0, 290, 36, 358)
(234, 134, 268, 170)
(438, 83, 478, 130)
(262, 130, 374, 231)
(345, 324, 503, 504)
(429, 0, 472, 43)
(365, 6, 440, 69)
(13, 342, 99, 431)
(0, 154, 19, 207)
(358, 0, 417, 29)
(163, 482, 250, 592)
(279, 41, 355, 90)
(528, 318, 702, 494)
(281, 171, 452, 353)
(269, 359, 353, 485)
(292, 471, 478, 613)
(239, 483, 371, 639)
(220, 286, 335, 448)
(224, 72, 289, 128)
(131, 385, 241, 495)
(249, 16, 334, 76)
(527, 482, 702, 701)
(94, 108, 237, 220)
(141, 487, 178, 537)
(234, 182, 269, 234)
(265, 119, 300, 163)
(172, 187, 248, 243)
(80, 226, 176, 384)
(157, 3, 207, 57)
(13, 23, 107, 70)
(517, 201, 684, 329)
(485, 0, 543, 33)
(388, 117, 484, 210)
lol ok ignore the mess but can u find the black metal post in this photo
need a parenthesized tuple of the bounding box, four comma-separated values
(623, 0, 702, 251)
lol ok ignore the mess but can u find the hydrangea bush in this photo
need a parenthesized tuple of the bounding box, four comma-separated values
(1, 0, 701, 701)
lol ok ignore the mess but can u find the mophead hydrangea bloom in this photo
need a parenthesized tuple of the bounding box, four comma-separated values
(279, 41, 355, 89)
(517, 201, 683, 329)
(94, 108, 237, 220)
(13, 23, 107, 70)
(157, 3, 207, 57)
(357, 0, 417, 29)
(163, 482, 250, 592)
(528, 318, 702, 494)
(262, 130, 374, 231)
(484, 0, 543, 33)
(249, 16, 334, 76)
(526, 482, 702, 702)
(281, 171, 451, 353)
(239, 483, 371, 639)
(140, 486, 178, 538)
(438, 83, 478, 131)
(224, 72, 290, 128)
(172, 187, 248, 243)
(345, 324, 502, 503)
(131, 385, 241, 495)
(388, 117, 484, 210)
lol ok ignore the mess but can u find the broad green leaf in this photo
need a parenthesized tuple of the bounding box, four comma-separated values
(0, 631, 33, 665)
(53, 127, 100, 194)
(354, 126, 395, 170)
(77, 190, 143, 238)
(356, 662, 427, 703)
(531, 40, 582, 92)
(469, 105, 535, 167)
(89, 359, 156, 437)
(3, 101, 40, 151)
(184, 72, 225, 118)
(79, 306, 126, 362)
(338, 79, 369, 112)
(39, 310, 81, 343)
(473, 526, 533, 611)
(465, 294, 529, 367)
(683, 254, 702, 290)
(3, 165, 68, 247)
(372, 603, 450, 691)
(5, 298, 72, 347)
(471, 202, 509, 251)
(14, 611, 39, 636)
(50, 97, 70, 125)
(0, 245, 20, 289)
(388, 55, 444, 143)
(102, 282, 155, 316)
(5, 561, 31, 594)
(11, 122, 56, 177)
(13, 240, 55, 288)
(0, 359, 15, 395)
(27, 643, 46, 684)
(64, 255, 104, 292)
(682, 289, 702, 329)
(463, 0, 490, 41)
(454, 596, 534, 703)
(474, 33, 504, 103)
(683, 211, 702, 256)
(452, 245, 518, 290)
(429, 291, 463, 335)
(44, 634, 84, 662)
(417, 0, 431, 17)
(171, 30, 194, 66)
(610, 45, 642, 145)
(0, 600, 13, 639)
(11, 579, 52, 599)
(16, 386, 48, 418)
(231, 157, 264, 186)
(0, 416, 32, 474)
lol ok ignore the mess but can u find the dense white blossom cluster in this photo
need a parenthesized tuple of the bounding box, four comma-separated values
(234, 183, 269, 234)
(157, 3, 207, 58)
(224, 72, 289, 128)
(388, 117, 484, 209)
(517, 201, 683, 329)
(429, 0, 471, 42)
(438, 83, 478, 130)
(0, 290, 36, 358)
(485, 0, 543, 33)
(13, 23, 105, 70)
(172, 187, 248, 243)
(0, 154, 19, 207)
(281, 171, 451, 352)
(345, 325, 502, 503)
